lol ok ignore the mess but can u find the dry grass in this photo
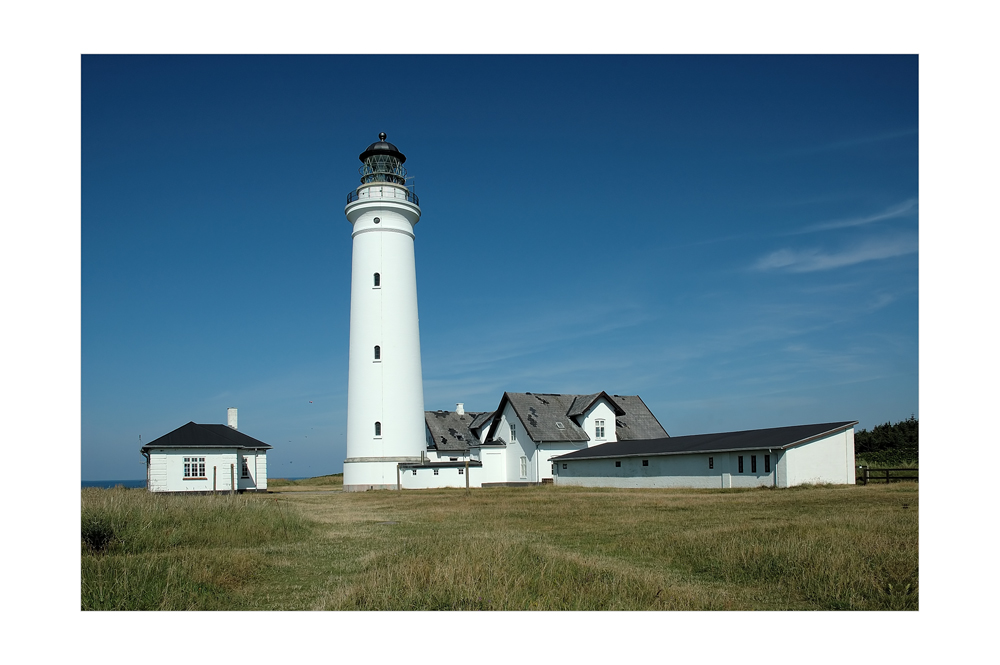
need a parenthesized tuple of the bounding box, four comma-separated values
(82, 482, 917, 611)
(268, 474, 343, 492)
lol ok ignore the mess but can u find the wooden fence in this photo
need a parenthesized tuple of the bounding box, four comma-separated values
(856, 467, 918, 485)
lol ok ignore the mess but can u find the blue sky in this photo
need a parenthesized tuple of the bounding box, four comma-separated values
(81, 55, 918, 480)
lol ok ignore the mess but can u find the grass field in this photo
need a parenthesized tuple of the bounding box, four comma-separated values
(81, 481, 917, 611)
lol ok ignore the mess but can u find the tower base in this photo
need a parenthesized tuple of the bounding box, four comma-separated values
(342, 457, 421, 492)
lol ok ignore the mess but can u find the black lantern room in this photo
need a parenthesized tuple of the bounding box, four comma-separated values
(358, 132, 407, 185)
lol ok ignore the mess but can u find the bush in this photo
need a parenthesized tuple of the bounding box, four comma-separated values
(82, 515, 115, 552)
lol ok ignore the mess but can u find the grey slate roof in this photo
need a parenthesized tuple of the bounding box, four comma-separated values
(424, 410, 488, 451)
(486, 392, 665, 444)
(552, 421, 858, 461)
(612, 395, 670, 440)
(140, 422, 273, 452)
(468, 410, 496, 432)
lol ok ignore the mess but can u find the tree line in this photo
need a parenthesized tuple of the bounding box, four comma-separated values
(854, 415, 918, 466)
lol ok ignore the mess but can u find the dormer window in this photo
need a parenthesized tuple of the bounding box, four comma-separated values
(595, 419, 606, 440)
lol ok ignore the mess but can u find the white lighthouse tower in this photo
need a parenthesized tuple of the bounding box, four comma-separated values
(342, 133, 426, 491)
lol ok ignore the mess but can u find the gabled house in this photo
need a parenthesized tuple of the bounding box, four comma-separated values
(481, 391, 669, 484)
(140, 408, 271, 493)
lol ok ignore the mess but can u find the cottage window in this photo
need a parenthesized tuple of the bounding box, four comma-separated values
(433, 468, 439, 476)
(642, 459, 649, 466)
(510, 424, 517, 442)
(241, 458, 250, 479)
(751, 455, 757, 473)
(595, 419, 605, 440)
(615, 461, 621, 467)
(562, 463, 567, 469)
(183, 457, 206, 479)
(520, 456, 527, 479)
(765, 455, 771, 473)
(738, 456, 744, 473)
(458, 468, 464, 475)
(412, 469, 417, 475)
(708, 456, 714, 469)
(373, 272, 380, 287)
(374, 421, 382, 437)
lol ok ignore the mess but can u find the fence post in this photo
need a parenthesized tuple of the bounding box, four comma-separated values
(213, 466, 217, 494)
(231, 463, 235, 495)
(864, 467, 869, 486)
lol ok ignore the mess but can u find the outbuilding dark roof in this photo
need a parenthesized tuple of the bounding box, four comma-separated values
(552, 421, 857, 461)
(140, 422, 273, 452)
(424, 410, 488, 451)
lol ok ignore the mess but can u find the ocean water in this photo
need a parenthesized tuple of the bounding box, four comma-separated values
(82, 479, 147, 489)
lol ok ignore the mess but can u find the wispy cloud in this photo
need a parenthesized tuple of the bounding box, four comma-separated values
(791, 198, 918, 235)
(778, 128, 917, 158)
(753, 234, 918, 273)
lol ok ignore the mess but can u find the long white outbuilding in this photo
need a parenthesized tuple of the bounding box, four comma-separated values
(550, 421, 857, 489)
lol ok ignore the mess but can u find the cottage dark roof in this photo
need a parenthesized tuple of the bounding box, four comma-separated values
(612, 395, 670, 440)
(552, 421, 858, 461)
(424, 410, 487, 451)
(140, 422, 273, 452)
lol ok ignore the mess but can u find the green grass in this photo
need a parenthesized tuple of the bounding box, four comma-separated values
(82, 481, 917, 611)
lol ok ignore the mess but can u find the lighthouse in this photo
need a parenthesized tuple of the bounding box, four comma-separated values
(342, 133, 426, 491)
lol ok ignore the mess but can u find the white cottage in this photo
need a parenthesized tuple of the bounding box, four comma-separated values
(551, 421, 857, 489)
(140, 408, 272, 493)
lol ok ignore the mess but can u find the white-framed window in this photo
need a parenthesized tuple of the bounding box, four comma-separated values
(183, 457, 206, 479)
(458, 468, 464, 475)
(520, 456, 527, 479)
(412, 469, 417, 475)
(433, 468, 439, 476)
(241, 458, 250, 479)
(595, 419, 605, 440)
(510, 423, 517, 442)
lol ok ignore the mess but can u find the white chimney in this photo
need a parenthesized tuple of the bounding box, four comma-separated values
(456, 403, 464, 415)
(227, 407, 238, 430)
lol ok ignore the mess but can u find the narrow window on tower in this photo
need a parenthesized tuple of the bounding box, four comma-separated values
(374, 345, 380, 360)
(373, 272, 380, 287)
(374, 421, 381, 437)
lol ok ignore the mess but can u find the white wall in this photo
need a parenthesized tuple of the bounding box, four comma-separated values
(538, 442, 588, 481)
(498, 403, 536, 482)
(236, 451, 268, 491)
(147, 449, 240, 492)
(580, 399, 619, 445)
(400, 465, 481, 489)
(782, 429, 855, 486)
(478, 448, 507, 484)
